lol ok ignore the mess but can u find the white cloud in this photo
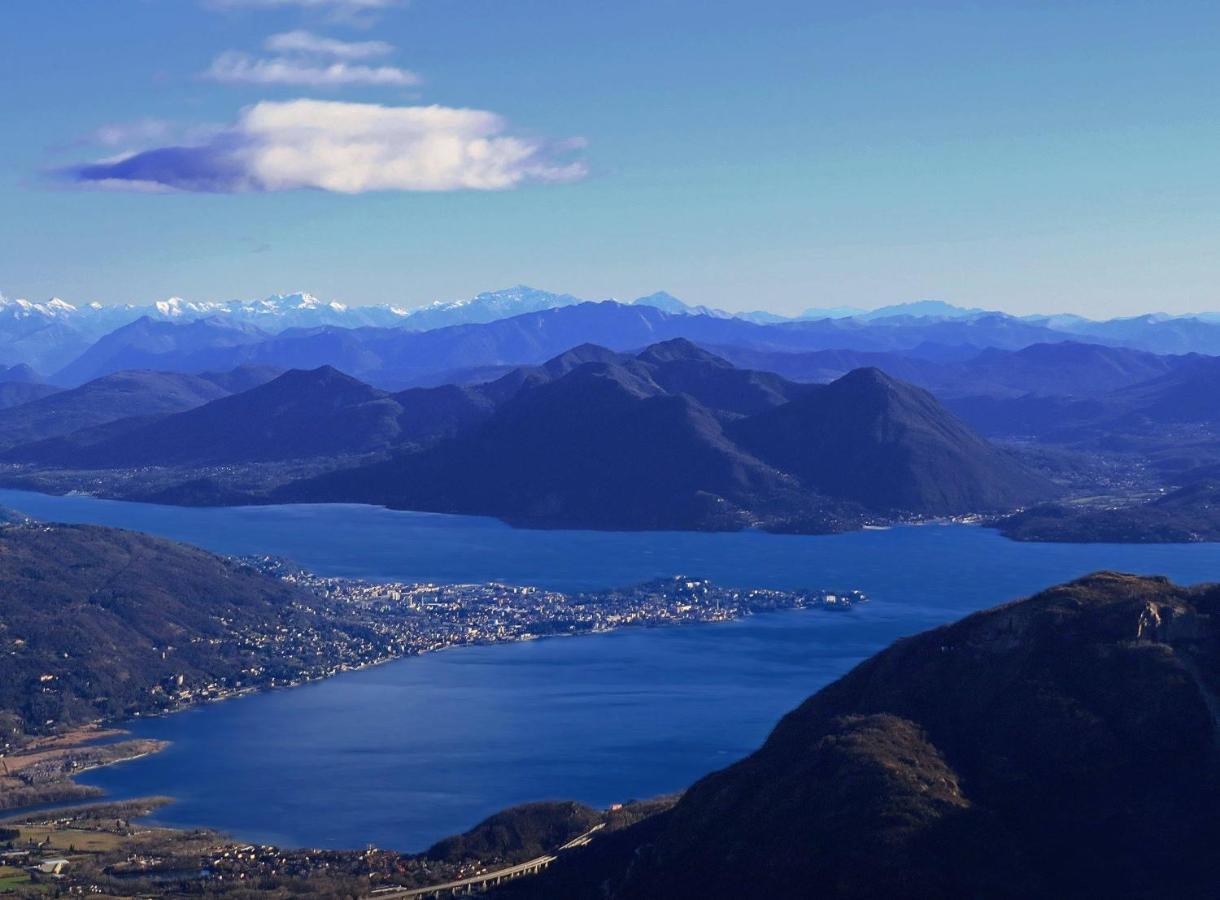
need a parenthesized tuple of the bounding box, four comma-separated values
(265, 30, 393, 59)
(206, 50, 420, 86)
(207, 28, 414, 88)
(68, 99, 588, 194)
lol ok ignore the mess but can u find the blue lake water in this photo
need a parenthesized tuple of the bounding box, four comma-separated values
(4, 488, 1220, 851)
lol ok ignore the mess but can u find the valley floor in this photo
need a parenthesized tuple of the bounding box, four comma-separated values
(0, 795, 670, 898)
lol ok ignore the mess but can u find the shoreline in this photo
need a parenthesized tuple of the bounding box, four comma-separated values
(2, 599, 861, 824)
(17, 480, 1211, 548)
(0, 730, 169, 815)
(0, 793, 673, 898)
(0, 478, 1009, 540)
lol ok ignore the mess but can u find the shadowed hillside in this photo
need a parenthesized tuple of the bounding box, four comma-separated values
(730, 367, 1050, 514)
(1, 341, 1055, 531)
(285, 344, 1052, 530)
(509, 572, 1220, 899)
(0, 367, 282, 450)
(0, 521, 363, 735)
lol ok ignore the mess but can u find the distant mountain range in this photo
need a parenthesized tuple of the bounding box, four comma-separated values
(0, 366, 282, 449)
(0, 287, 727, 374)
(53, 317, 274, 386)
(711, 340, 1187, 400)
(12, 366, 461, 467)
(811, 299, 994, 320)
(11, 328, 1220, 537)
(926, 350, 1220, 442)
(0, 381, 57, 411)
(1, 340, 1053, 530)
(512, 572, 1220, 899)
(0, 362, 58, 409)
(38, 299, 1195, 389)
(0, 363, 42, 384)
(14, 285, 1220, 382)
(8, 289, 1220, 540)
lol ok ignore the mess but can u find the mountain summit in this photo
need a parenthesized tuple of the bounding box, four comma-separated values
(282, 344, 1053, 529)
(731, 366, 1049, 513)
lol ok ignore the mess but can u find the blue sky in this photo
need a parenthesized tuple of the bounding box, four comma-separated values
(3, 0, 1220, 316)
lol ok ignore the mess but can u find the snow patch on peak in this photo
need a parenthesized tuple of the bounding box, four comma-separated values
(395, 285, 594, 330)
(632, 291, 732, 319)
(155, 297, 192, 316)
(0, 296, 79, 319)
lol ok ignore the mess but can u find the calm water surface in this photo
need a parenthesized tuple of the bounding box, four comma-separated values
(4, 488, 1220, 851)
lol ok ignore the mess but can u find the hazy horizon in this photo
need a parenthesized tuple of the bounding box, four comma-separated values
(3, 283, 1218, 322)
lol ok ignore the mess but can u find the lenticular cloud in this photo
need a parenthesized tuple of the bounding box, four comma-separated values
(69, 100, 587, 194)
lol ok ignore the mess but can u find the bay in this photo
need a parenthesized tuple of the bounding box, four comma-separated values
(3, 488, 1219, 851)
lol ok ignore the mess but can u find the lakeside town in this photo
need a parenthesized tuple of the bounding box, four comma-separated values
(137, 560, 868, 712)
(257, 559, 868, 656)
(1, 536, 868, 744)
(0, 558, 863, 887)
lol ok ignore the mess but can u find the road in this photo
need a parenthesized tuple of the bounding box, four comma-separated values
(368, 824, 605, 899)
(368, 854, 557, 898)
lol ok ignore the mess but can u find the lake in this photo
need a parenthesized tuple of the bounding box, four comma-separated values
(4, 488, 1220, 851)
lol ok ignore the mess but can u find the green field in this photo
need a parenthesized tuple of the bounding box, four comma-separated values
(17, 825, 122, 852)
(0, 866, 32, 894)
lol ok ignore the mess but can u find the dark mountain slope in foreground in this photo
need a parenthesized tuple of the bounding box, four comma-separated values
(513, 572, 1220, 899)
(286, 344, 1050, 530)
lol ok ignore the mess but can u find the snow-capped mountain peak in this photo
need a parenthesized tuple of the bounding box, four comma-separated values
(264, 292, 348, 312)
(395, 285, 596, 329)
(154, 297, 203, 317)
(0, 295, 79, 320)
(631, 291, 732, 318)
